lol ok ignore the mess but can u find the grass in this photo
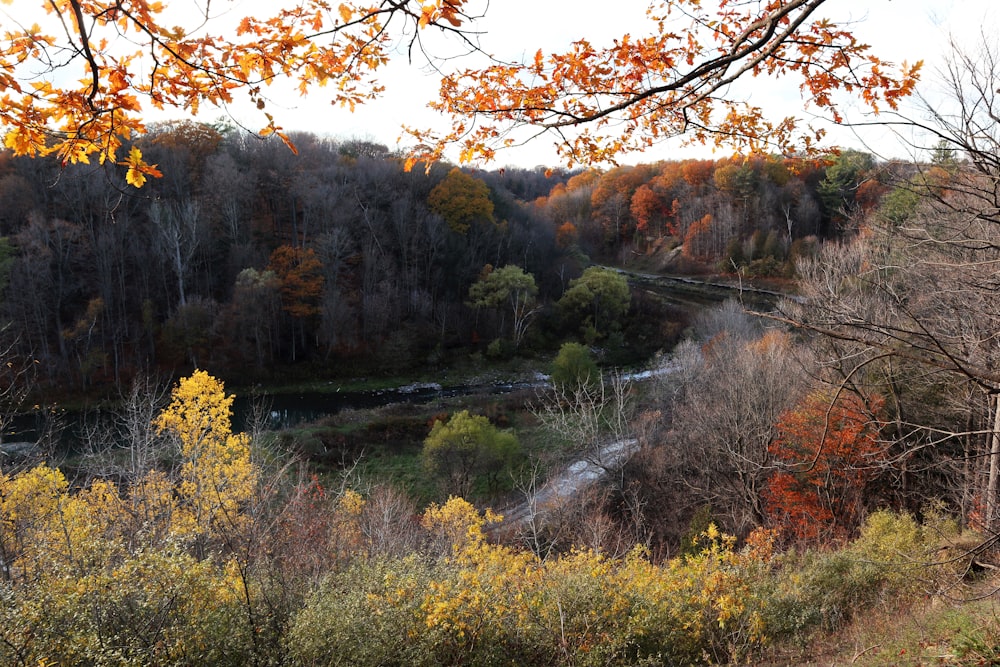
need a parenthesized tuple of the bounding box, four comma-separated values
(264, 375, 632, 514)
(817, 594, 1000, 665)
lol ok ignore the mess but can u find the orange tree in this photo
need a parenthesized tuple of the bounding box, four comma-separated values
(267, 244, 324, 360)
(1, 1, 918, 181)
(764, 389, 886, 543)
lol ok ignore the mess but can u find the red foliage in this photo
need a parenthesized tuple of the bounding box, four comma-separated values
(764, 390, 885, 543)
(682, 213, 715, 261)
(855, 178, 887, 213)
(630, 183, 665, 234)
(681, 159, 715, 189)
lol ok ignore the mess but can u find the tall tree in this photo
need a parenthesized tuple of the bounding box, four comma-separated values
(427, 168, 495, 235)
(665, 324, 806, 536)
(772, 33, 1000, 527)
(268, 245, 324, 361)
(558, 266, 630, 341)
(467, 264, 539, 348)
(150, 199, 203, 308)
(154, 370, 257, 550)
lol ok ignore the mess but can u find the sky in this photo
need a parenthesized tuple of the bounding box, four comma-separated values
(240, 0, 996, 167)
(4, 0, 998, 168)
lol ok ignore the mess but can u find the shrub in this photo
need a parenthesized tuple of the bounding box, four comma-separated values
(422, 410, 521, 498)
(551, 341, 599, 391)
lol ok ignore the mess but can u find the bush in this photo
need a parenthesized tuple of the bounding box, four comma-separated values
(286, 557, 445, 667)
(486, 336, 516, 359)
(551, 341, 599, 391)
(763, 510, 946, 639)
(422, 410, 521, 498)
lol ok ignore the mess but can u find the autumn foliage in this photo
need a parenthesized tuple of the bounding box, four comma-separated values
(765, 390, 886, 542)
(1, 0, 921, 185)
(0, 369, 974, 665)
(0, 371, 263, 663)
(413, 0, 921, 165)
(268, 245, 325, 319)
(0, 0, 480, 184)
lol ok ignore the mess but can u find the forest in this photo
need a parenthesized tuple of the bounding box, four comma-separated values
(3, 0, 1000, 663)
(0, 122, 874, 392)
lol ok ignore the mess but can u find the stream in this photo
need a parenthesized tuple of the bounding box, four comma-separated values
(230, 377, 548, 431)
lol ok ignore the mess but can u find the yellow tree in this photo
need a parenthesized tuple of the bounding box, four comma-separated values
(427, 167, 495, 234)
(0, 1, 919, 181)
(154, 369, 257, 547)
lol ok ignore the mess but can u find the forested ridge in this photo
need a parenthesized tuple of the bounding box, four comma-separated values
(0, 123, 874, 395)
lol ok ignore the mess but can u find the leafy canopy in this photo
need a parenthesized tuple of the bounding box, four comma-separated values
(0, 0, 920, 183)
(558, 266, 631, 339)
(427, 167, 495, 234)
(551, 341, 599, 392)
(468, 264, 539, 347)
(422, 410, 520, 498)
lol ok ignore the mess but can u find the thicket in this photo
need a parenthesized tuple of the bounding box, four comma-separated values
(0, 373, 977, 666)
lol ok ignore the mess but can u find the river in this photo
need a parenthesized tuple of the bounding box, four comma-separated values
(2, 272, 784, 452)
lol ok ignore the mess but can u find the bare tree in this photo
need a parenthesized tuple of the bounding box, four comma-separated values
(150, 199, 202, 308)
(532, 371, 635, 487)
(663, 326, 806, 536)
(79, 374, 171, 484)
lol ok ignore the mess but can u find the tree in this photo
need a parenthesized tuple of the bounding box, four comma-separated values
(558, 266, 630, 341)
(154, 369, 257, 549)
(467, 264, 539, 348)
(422, 410, 520, 498)
(414, 0, 921, 165)
(149, 198, 203, 308)
(589, 165, 652, 246)
(1, 1, 918, 182)
(268, 244, 325, 361)
(427, 167, 495, 234)
(550, 341, 599, 393)
(0, 1, 478, 184)
(663, 324, 806, 536)
(630, 183, 667, 239)
(768, 34, 1000, 535)
(765, 389, 885, 543)
(816, 149, 876, 231)
(225, 268, 282, 367)
(536, 361, 635, 493)
(268, 245, 325, 320)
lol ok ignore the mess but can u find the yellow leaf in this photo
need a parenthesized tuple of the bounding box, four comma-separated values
(338, 3, 352, 23)
(126, 166, 147, 188)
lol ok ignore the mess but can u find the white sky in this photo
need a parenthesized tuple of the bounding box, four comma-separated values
(4, 0, 997, 168)
(245, 0, 997, 166)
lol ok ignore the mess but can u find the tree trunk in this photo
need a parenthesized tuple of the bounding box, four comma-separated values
(986, 394, 1000, 533)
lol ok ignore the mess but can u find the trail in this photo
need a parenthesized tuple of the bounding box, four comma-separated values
(500, 437, 639, 527)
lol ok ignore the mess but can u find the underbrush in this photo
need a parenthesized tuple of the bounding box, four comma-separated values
(761, 509, 996, 665)
(285, 507, 992, 666)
